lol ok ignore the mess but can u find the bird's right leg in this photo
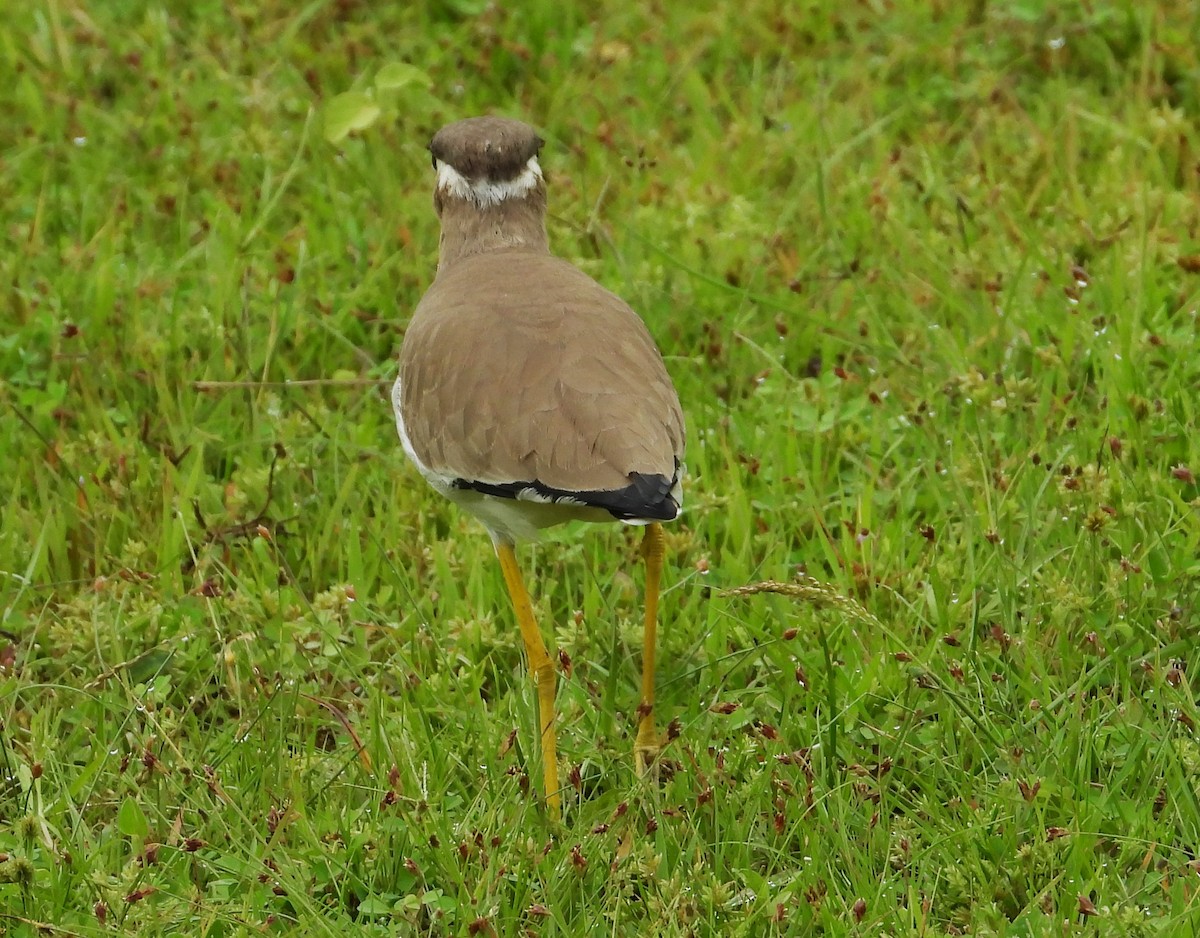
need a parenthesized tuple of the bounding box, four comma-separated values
(635, 522, 665, 775)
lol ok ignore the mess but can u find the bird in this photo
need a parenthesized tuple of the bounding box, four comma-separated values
(392, 116, 684, 819)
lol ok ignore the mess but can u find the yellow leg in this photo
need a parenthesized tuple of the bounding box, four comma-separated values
(496, 542, 561, 819)
(635, 522, 665, 773)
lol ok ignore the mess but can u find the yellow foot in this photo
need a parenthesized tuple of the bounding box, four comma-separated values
(635, 704, 660, 778)
(634, 740, 661, 777)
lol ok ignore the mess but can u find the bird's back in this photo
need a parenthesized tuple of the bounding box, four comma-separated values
(398, 250, 684, 503)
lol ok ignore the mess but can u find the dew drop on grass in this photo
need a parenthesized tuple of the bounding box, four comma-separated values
(1048, 36, 1065, 49)
(73, 136, 87, 146)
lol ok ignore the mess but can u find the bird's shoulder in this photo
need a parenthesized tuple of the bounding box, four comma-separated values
(416, 251, 638, 326)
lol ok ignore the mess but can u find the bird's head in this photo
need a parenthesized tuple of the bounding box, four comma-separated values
(428, 116, 546, 213)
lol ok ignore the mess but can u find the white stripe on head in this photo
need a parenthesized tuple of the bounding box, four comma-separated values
(435, 156, 543, 207)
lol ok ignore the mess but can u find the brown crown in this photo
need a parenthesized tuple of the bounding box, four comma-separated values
(429, 117, 544, 182)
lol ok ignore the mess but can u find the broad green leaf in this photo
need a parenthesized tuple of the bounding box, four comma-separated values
(323, 91, 381, 144)
(356, 895, 397, 916)
(126, 647, 172, 684)
(441, 0, 489, 15)
(374, 62, 432, 93)
(116, 796, 149, 839)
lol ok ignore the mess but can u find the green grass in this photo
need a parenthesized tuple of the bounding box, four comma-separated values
(3, 0, 1200, 934)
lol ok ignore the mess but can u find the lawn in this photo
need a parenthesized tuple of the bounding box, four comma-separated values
(3, 1, 1200, 935)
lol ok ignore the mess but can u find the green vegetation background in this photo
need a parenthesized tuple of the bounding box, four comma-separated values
(2, 1, 1200, 935)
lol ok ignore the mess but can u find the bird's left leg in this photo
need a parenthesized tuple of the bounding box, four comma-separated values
(496, 541, 561, 819)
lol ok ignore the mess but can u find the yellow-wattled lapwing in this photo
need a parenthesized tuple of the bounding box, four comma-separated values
(393, 117, 684, 817)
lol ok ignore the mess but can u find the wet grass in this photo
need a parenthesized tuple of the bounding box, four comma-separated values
(3, 1, 1200, 934)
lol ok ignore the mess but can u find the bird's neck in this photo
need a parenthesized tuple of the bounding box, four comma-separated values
(435, 192, 550, 271)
